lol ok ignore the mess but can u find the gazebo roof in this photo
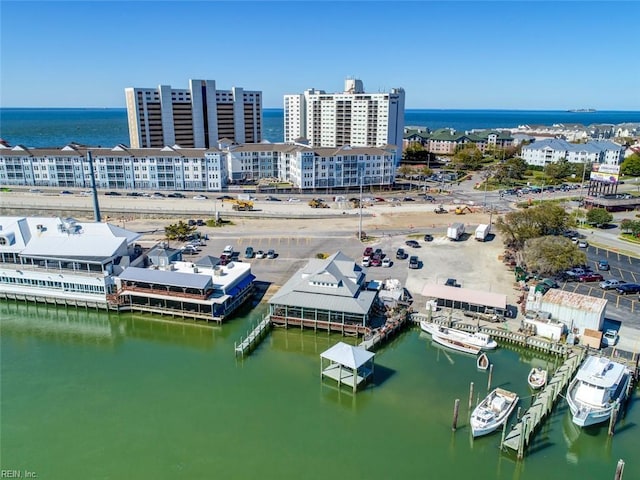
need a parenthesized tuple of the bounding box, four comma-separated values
(320, 342, 374, 369)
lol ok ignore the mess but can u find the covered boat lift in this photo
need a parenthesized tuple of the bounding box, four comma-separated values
(320, 342, 375, 393)
(421, 284, 508, 317)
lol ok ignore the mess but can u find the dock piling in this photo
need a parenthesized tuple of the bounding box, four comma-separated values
(452, 399, 460, 431)
(468, 382, 474, 411)
(487, 363, 494, 391)
(615, 459, 625, 480)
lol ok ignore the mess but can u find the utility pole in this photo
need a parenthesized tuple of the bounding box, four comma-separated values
(358, 173, 363, 241)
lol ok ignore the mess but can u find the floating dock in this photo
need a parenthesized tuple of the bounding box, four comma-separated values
(234, 315, 272, 357)
(501, 349, 586, 457)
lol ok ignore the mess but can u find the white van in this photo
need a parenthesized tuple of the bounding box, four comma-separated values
(223, 245, 234, 254)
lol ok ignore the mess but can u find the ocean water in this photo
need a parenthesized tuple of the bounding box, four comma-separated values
(1, 301, 637, 479)
(1, 108, 639, 149)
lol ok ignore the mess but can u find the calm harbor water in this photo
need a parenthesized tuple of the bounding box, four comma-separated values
(1, 108, 639, 148)
(1, 301, 637, 479)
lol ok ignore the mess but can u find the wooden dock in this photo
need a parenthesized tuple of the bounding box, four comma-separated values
(234, 315, 272, 357)
(501, 349, 586, 458)
(409, 313, 569, 355)
(359, 308, 409, 351)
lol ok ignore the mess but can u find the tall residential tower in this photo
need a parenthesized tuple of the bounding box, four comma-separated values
(125, 79, 262, 148)
(284, 78, 405, 156)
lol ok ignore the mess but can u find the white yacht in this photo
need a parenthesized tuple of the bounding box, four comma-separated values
(420, 321, 497, 351)
(566, 355, 632, 428)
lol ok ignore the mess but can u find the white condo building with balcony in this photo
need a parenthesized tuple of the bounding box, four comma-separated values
(284, 79, 405, 158)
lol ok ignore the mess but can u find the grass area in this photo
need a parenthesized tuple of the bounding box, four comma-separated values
(620, 233, 640, 245)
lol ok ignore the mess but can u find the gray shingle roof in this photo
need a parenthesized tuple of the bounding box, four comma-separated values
(118, 267, 213, 290)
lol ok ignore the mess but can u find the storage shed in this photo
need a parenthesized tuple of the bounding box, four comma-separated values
(526, 289, 606, 334)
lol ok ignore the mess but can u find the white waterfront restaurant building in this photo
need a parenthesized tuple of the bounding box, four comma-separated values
(0, 216, 141, 308)
(0, 216, 255, 321)
(0, 142, 397, 192)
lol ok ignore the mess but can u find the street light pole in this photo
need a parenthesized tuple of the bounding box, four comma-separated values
(579, 160, 588, 202)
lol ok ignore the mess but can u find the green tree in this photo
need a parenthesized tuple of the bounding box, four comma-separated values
(494, 204, 573, 248)
(164, 220, 197, 242)
(620, 218, 634, 233)
(451, 144, 484, 171)
(543, 158, 572, 182)
(397, 164, 413, 178)
(494, 157, 527, 183)
(523, 236, 586, 276)
(586, 208, 613, 227)
(402, 143, 433, 164)
(620, 153, 640, 176)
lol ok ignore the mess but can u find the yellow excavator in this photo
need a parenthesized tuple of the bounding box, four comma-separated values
(455, 206, 473, 215)
(308, 198, 329, 208)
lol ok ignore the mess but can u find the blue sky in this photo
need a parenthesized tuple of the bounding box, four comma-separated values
(1, 1, 639, 110)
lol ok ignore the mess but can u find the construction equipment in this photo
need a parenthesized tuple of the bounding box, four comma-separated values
(434, 205, 447, 214)
(231, 200, 254, 211)
(308, 198, 329, 208)
(455, 206, 473, 215)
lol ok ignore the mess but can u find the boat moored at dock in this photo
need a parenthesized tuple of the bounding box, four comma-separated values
(566, 355, 632, 428)
(470, 388, 519, 437)
(527, 367, 548, 390)
(420, 321, 498, 352)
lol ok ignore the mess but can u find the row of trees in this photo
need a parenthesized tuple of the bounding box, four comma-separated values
(620, 218, 640, 237)
(621, 153, 640, 176)
(494, 204, 573, 249)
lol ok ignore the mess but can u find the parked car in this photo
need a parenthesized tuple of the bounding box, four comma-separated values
(188, 219, 196, 226)
(597, 260, 610, 271)
(374, 248, 383, 257)
(382, 257, 392, 268)
(245, 246, 254, 258)
(445, 278, 461, 287)
(223, 245, 234, 255)
(577, 240, 589, 248)
(541, 278, 559, 289)
(362, 256, 371, 267)
(168, 192, 185, 198)
(602, 329, 619, 347)
(405, 240, 420, 248)
(152, 192, 166, 198)
(395, 248, 407, 260)
(264, 195, 281, 201)
(60, 190, 73, 195)
(577, 272, 604, 283)
(408, 256, 419, 269)
(371, 255, 382, 267)
(615, 283, 640, 295)
(104, 191, 121, 196)
(193, 195, 208, 200)
(363, 247, 374, 257)
(182, 245, 199, 255)
(219, 253, 231, 265)
(217, 195, 234, 200)
(600, 279, 623, 290)
(423, 234, 433, 242)
(196, 219, 205, 226)
(255, 250, 265, 259)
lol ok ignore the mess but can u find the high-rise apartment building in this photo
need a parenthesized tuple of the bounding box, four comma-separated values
(125, 79, 262, 148)
(284, 78, 405, 156)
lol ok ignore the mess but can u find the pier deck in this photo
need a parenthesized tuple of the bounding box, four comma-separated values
(501, 349, 586, 457)
(235, 315, 272, 357)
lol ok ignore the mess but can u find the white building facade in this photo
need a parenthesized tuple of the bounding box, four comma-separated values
(284, 79, 405, 158)
(125, 79, 263, 149)
(0, 143, 396, 192)
(521, 139, 624, 167)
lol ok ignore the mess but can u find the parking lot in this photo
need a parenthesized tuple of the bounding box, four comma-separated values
(557, 245, 639, 319)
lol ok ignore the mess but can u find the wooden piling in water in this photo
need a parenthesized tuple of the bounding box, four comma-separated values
(614, 459, 625, 480)
(452, 399, 460, 431)
(609, 402, 620, 436)
(487, 364, 494, 391)
(468, 382, 474, 411)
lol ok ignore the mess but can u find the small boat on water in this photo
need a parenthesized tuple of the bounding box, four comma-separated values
(477, 353, 490, 370)
(527, 367, 548, 390)
(420, 321, 498, 351)
(566, 355, 632, 428)
(470, 388, 519, 437)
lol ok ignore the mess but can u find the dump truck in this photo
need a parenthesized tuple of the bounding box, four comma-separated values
(446, 222, 465, 241)
(475, 224, 490, 241)
(231, 200, 254, 211)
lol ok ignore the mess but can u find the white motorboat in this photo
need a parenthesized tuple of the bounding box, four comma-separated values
(527, 367, 548, 390)
(420, 321, 498, 351)
(566, 355, 632, 428)
(470, 388, 519, 437)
